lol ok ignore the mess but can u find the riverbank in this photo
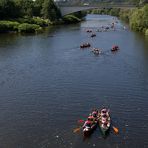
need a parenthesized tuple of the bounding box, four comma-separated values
(0, 17, 50, 34)
(0, 15, 82, 34)
(90, 4, 148, 35)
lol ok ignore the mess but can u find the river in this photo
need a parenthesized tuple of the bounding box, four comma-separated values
(0, 14, 148, 148)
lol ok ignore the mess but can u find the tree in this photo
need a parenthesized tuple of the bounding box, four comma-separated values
(33, 0, 44, 16)
(130, 4, 148, 32)
(14, 0, 34, 17)
(0, 0, 19, 19)
(41, 0, 61, 21)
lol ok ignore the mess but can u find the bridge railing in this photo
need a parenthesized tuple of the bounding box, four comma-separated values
(56, 2, 137, 7)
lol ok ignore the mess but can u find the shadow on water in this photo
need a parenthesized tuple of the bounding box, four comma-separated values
(0, 33, 19, 48)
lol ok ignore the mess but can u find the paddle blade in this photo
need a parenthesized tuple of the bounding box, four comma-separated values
(113, 126, 119, 134)
(73, 127, 81, 133)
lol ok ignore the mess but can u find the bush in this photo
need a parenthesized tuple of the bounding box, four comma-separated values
(16, 17, 50, 27)
(32, 17, 49, 26)
(18, 23, 42, 33)
(119, 9, 131, 23)
(145, 29, 148, 35)
(110, 8, 120, 17)
(63, 15, 81, 24)
(0, 21, 20, 32)
(129, 5, 148, 32)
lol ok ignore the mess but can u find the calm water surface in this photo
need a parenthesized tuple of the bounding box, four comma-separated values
(0, 15, 148, 148)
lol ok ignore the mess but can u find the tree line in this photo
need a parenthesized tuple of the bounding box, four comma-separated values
(0, 0, 61, 21)
(90, 4, 148, 35)
(0, 0, 84, 33)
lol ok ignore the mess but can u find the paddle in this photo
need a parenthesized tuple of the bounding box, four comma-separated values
(73, 119, 85, 133)
(73, 126, 82, 133)
(112, 126, 119, 134)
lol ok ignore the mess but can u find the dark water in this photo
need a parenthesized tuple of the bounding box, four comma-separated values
(0, 14, 148, 148)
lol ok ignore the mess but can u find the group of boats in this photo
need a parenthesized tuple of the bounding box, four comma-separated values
(80, 43, 119, 55)
(82, 108, 111, 137)
(86, 21, 118, 34)
(80, 19, 121, 55)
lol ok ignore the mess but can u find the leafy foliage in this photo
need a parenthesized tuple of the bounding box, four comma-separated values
(90, 4, 148, 34)
(129, 4, 148, 32)
(0, 21, 20, 32)
(41, 0, 61, 21)
(18, 23, 42, 33)
(145, 29, 148, 35)
(0, 0, 61, 21)
(63, 15, 81, 24)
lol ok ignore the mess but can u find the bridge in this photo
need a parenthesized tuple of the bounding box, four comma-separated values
(59, 5, 136, 16)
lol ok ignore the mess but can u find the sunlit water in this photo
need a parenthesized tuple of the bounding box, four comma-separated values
(0, 15, 148, 148)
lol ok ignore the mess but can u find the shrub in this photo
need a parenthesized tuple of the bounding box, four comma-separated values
(119, 9, 131, 23)
(18, 23, 42, 33)
(0, 21, 20, 32)
(32, 17, 49, 26)
(145, 29, 148, 35)
(16, 17, 50, 27)
(63, 15, 81, 24)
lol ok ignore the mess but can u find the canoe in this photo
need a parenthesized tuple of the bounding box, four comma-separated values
(91, 34, 96, 37)
(83, 110, 98, 136)
(98, 108, 111, 136)
(80, 43, 91, 48)
(111, 45, 119, 52)
(92, 48, 101, 55)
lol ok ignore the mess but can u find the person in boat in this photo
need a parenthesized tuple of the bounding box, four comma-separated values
(100, 113, 110, 123)
(92, 111, 97, 118)
(80, 43, 90, 48)
(111, 45, 119, 51)
(86, 43, 90, 46)
(83, 120, 91, 128)
(101, 109, 109, 117)
(88, 115, 95, 123)
(111, 22, 115, 29)
(101, 108, 107, 114)
(101, 122, 109, 128)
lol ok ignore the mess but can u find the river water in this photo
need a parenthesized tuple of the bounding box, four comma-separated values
(0, 14, 148, 148)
